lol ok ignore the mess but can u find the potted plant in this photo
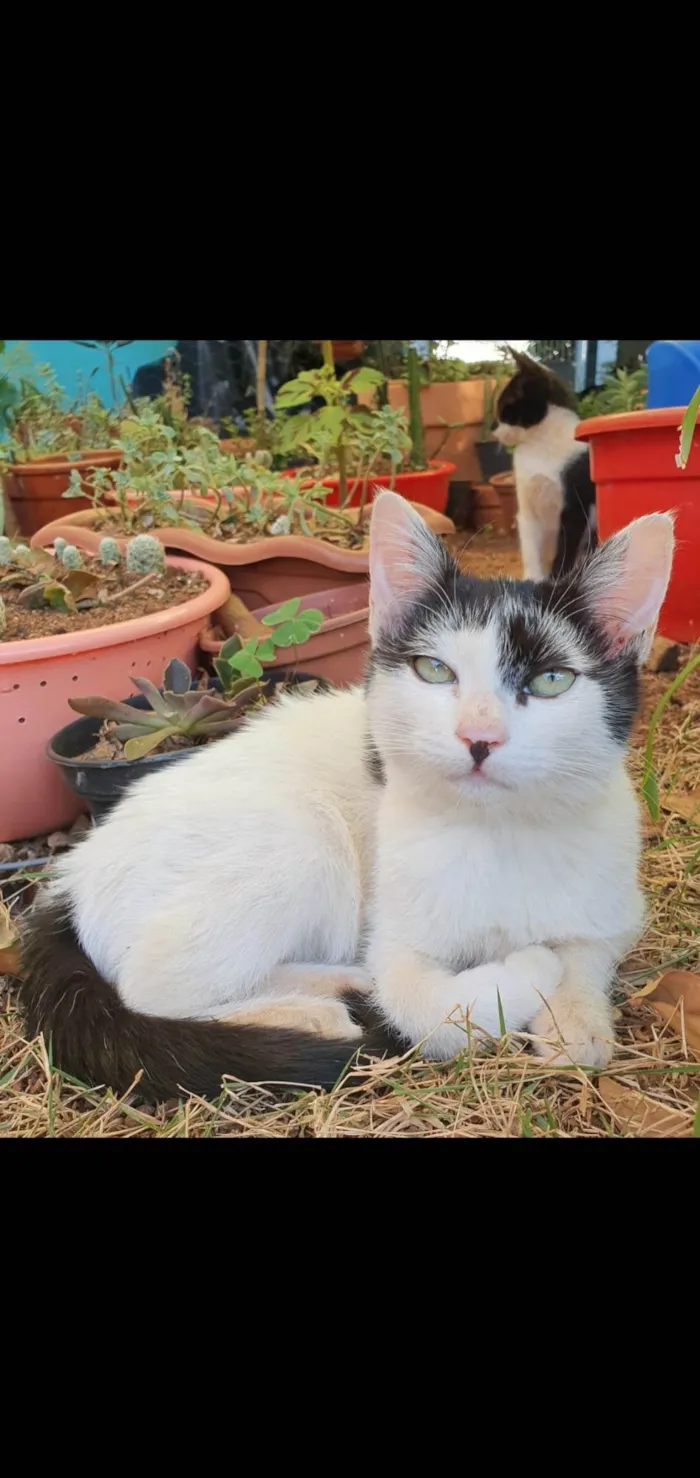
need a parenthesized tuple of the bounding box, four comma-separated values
(49, 614, 327, 821)
(199, 585, 371, 688)
(575, 382, 700, 643)
(275, 342, 455, 514)
(386, 342, 512, 488)
(0, 351, 123, 536)
(29, 412, 454, 610)
(0, 532, 230, 841)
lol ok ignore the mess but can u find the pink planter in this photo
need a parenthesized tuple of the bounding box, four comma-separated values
(199, 584, 371, 687)
(0, 556, 231, 843)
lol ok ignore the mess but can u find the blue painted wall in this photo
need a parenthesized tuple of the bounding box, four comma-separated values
(4, 340, 175, 407)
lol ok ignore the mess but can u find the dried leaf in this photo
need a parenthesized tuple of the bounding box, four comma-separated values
(660, 789, 700, 822)
(640, 970, 700, 1056)
(0, 901, 18, 950)
(597, 1077, 692, 1137)
(0, 945, 23, 978)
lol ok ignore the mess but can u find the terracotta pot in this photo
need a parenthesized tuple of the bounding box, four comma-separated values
(489, 472, 517, 534)
(200, 584, 371, 688)
(30, 498, 455, 611)
(319, 459, 456, 515)
(3, 448, 122, 538)
(313, 340, 366, 361)
(388, 379, 494, 482)
(0, 556, 231, 843)
(576, 408, 700, 643)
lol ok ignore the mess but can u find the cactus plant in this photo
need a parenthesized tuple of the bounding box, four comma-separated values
(60, 545, 84, 570)
(99, 537, 121, 566)
(13, 544, 32, 564)
(69, 657, 265, 761)
(125, 534, 165, 574)
(53, 537, 67, 560)
(0, 536, 12, 564)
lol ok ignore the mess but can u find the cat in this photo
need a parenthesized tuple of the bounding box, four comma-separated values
(19, 491, 673, 1101)
(493, 348, 597, 581)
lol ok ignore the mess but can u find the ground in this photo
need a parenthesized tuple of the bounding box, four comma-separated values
(1, 527, 699, 1137)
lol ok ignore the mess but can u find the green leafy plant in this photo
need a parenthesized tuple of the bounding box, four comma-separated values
(676, 385, 700, 470)
(71, 340, 135, 406)
(213, 597, 324, 687)
(0, 543, 100, 614)
(68, 656, 269, 761)
(578, 364, 648, 420)
(275, 353, 388, 504)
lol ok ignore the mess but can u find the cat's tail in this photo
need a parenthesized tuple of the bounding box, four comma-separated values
(18, 897, 385, 1101)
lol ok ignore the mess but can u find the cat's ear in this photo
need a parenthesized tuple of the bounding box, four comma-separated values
(369, 491, 448, 640)
(507, 346, 544, 376)
(578, 513, 675, 661)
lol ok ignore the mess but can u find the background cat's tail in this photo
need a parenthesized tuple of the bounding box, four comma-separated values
(18, 898, 386, 1100)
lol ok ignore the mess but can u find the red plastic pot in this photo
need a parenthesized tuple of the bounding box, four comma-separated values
(576, 409, 700, 643)
(281, 459, 455, 514)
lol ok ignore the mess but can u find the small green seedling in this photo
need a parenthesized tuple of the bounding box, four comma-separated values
(213, 597, 323, 688)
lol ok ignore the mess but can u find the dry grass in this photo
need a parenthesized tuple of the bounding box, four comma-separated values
(1, 528, 699, 1138)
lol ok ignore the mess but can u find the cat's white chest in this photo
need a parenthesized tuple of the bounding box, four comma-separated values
(375, 785, 641, 968)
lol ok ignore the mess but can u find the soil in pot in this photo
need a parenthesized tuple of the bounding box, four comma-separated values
(1, 551, 207, 645)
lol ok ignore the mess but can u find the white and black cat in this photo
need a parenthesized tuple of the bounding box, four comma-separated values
(493, 348, 597, 580)
(20, 491, 673, 1099)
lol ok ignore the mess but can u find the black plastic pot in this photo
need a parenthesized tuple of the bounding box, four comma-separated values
(476, 440, 512, 481)
(48, 673, 326, 824)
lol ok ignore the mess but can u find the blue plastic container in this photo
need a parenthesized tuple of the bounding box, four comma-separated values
(646, 340, 700, 410)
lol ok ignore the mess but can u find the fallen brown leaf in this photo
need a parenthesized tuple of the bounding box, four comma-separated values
(638, 970, 700, 1057)
(597, 1077, 692, 1137)
(0, 902, 18, 951)
(660, 789, 700, 822)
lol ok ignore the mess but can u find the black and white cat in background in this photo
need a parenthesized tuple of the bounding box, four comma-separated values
(493, 349, 596, 581)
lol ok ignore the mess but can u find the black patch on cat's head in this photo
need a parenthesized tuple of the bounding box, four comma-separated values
(364, 734, 386, 785)
(496, 349, 577, 430)
(368, 533, 640, 750)
(498, 576, 639, 745)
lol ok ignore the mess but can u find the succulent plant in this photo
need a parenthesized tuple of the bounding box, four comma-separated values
(68, 657, 266, 761)
(125, 534, 165, 574)
(60, 545, 83, 570)
(53, 537, 67, 559)
(0, 536, 12, 564)
(13, 544, 32, 564)
(99, 537, 121, 566)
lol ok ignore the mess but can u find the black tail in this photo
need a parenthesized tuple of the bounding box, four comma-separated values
(19, 900, 392, 1101)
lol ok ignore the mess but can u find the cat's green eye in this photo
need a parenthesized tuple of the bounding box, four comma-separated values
(413, 656, 457, 685)
(526, 669, 576, 698)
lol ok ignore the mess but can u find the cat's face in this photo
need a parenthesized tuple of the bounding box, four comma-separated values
(366, 494, 674, 813)
(493, 350, 577, 446)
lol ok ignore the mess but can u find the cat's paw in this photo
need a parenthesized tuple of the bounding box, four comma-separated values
(504, 945, 563, 1001)
(530, 991, 614, 1068)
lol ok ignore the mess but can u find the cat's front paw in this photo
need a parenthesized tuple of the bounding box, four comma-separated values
(504, 945, 563, 1001)
(530, 990, 614, 1068)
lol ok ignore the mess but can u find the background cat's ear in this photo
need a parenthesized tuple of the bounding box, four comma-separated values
(369, 491, 448, 640)
(506, 346, 544, 376)
(579, 513, 675, 661)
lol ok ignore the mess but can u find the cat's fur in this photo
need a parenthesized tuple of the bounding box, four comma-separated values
(19, 493, 674, 1100)
(493, 348, 597, 581)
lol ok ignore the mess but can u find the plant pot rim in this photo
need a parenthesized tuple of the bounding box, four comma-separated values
(575, 408, 687, 440)
(320, 458, 456, 483)
(29, 497, 454, 569)
(6, 447, 122, 475)
(0, 555, 231, 667)
(198, 582, 370, 656)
